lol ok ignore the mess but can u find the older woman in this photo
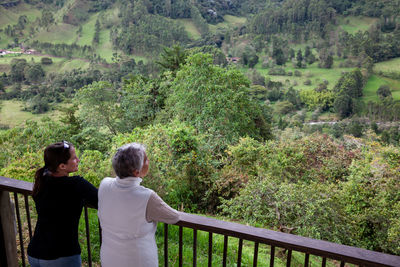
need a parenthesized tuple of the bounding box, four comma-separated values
(98, 143, 180, 267)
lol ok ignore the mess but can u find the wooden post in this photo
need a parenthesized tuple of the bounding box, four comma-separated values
(0, 190, 18, 267)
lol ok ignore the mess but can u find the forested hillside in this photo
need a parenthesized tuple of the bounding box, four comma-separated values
(1, 0, 400, 263)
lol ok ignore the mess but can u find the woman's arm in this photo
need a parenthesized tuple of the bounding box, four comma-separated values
(77, 177, 99, 209)
(146, 192, 180, 224)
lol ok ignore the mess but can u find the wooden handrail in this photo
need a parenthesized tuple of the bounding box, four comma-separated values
(176, 213, 400, 266)
(0, 176, 32, 195)
(1, 175, 400, 267)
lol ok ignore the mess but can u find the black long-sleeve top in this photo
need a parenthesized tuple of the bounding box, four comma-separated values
(27, 175, 98, 260)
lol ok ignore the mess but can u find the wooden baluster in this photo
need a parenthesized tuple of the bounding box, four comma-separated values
(13, 193, 25, 267)
(286, 250, 292, 267)
(270, 246, 275, 267)
(193, 229, 197, 267)
(23, 195, 32, 240)
(253, 242, 259, 267)
(208, 232, 213, 267)
(0, 190, 18, 267)
(321, 257, 326, 267)
(164, 223, 168, 267)
(237, 239, 243, 267)
(304, 253, 310, 267)
(222, 235, 228, 267)
(179, 226, 183, 267)
(84, 206, 92, 267)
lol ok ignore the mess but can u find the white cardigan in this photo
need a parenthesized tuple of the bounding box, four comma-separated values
(98, 177, 158, 267)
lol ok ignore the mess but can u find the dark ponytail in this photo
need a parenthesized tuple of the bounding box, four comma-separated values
(33, 167, 46, 197)
(32, 142, 72, 196)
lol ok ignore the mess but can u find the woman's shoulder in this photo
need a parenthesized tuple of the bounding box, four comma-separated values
(99, 177, 114, 187)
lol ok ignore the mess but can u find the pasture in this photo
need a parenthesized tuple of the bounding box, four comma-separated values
(177, 19, 202, 40)
(337, 15, 377, 34)
(255, 59, 353, 91)
(374, 57, 400, 76)
(0, 100, 61, 128)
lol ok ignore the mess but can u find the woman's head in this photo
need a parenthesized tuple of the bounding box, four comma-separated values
(33, 141, 79, 196)
(43, 141, 78, 174)
(112, 143, 149, 178)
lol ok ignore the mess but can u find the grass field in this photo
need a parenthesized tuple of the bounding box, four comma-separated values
(0, 100, 62, 128)
(337, 15, 377, 34)
(254, 59, 353, 92)
(76, 13, 98, 46)
(0, 3, 41, 47)
(361, 75, 400, 103)
(0, 3, 41, 26)
(209, 15, 247, 34)
(176, 19, 202, 40)
(362, 75, 387, 102)
(374, 57, 400, 75)
(0, 54, 91, 73)
(35, 23, 78, 44)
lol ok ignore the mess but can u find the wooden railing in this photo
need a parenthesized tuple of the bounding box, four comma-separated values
(1, 175, 399, 267)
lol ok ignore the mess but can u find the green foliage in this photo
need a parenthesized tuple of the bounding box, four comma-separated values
(25, 63, 45, 84)
(76, 150, 111, 187)
(300, 90, 334, 111)
(119, 76, 160, 131)
(40, 9, 54, 30)
(249, 0, 336, 38)
(111, 121, 216, 211)
(333, 69, 365, 118)
(220, 134, 400, 254)
(40, 57, 53, 65)
(164, 53, 271, 149)
(275, 101, 294, 115)
(92, 19, 100, 45)
(0, 119, 71, 169)
(296, 49, 303, 68)
(10, 58, 27, 82)
(190, 5, 209, 36)
(377, 85, 392, 100)
(74, 81, 121, 135)
(240, 45, 259, 68)
(341, 149, 400, 254)
(157, 45, 188, 73)
(113, 3, 189, 55)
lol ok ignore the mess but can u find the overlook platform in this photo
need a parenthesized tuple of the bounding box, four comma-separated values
(1, 175, 399, 267)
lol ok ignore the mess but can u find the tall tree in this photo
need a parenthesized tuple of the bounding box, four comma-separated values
(164, 53, 271, 148)
(296, 49, 303, 68)
(93, 19, 100, 45)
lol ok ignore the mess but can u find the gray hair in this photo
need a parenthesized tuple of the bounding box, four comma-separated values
(112, 143, 146, 178)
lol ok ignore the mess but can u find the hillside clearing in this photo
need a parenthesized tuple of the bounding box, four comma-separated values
(0, 100, 62, 128)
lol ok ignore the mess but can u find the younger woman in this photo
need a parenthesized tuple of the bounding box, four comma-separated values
(27, 141, 98, 267)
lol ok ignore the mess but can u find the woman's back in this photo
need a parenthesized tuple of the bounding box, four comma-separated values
(98, 176, 158, 267)
(28, 175, 98, 260)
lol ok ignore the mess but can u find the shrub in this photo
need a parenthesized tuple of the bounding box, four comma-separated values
(268, 67, 286, 75)
(41, 57, 53, 65)
(304, 79, 312, 85)
(275, 100, 295, 114)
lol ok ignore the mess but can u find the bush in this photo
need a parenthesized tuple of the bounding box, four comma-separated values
(377, 85, 392, 99)
(303, 79, 312, 85)
(275, 100, 295, 114)
(268, 67, 286, 75)
(112, 121, 216, 212)
(41, 57, 53, 65)
(294, 70, 302, 77)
